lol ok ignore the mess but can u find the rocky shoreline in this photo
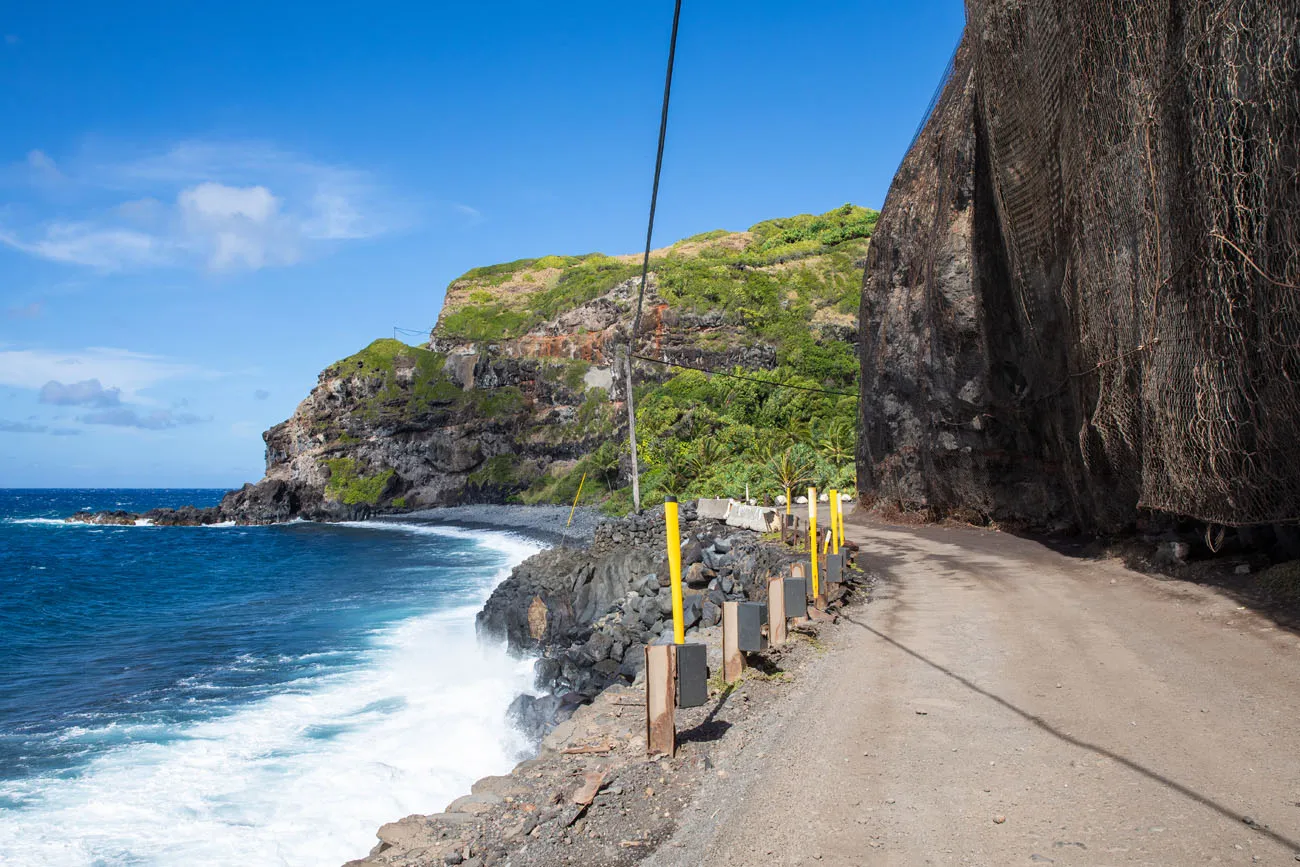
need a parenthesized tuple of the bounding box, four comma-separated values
(64, 492, 864, 866)
(347, 503, 869, 867)
(476, 503, 802, 742)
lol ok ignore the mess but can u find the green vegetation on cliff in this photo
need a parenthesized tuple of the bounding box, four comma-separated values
(323, 457, 394, 505)
(326, 339, 462, 423)
(308, 204, 871, 513)
(435, 204, 875, 352)
(632, 365, 856, 507)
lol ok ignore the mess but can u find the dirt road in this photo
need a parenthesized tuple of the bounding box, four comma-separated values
(649, 521, 1300, 865)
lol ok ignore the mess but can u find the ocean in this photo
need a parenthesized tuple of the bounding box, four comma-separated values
(0, 489, 541, 866)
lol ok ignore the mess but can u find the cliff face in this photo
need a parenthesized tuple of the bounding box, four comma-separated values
(214, 206, 873, 523)
(219, 339, 612, 522)
(859, 2, 1300, 533)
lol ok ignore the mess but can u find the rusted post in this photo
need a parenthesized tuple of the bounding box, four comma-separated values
(721, 601, 744, 683)
(645, 644, 676, 756)
(767, 575, 787, 646)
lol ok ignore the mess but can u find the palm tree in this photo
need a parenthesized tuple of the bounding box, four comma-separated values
(768, 447, 815, 515)
(686, 438, 726, 482)
(657, 448, 692, 499)
(818, 417, 854, 469)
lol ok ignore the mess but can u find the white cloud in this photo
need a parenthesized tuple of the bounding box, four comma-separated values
(26, 149, 61, 181)
(179, 182, 278, 222)
(0, 347, 201, 402)
(177, 182, 298, 270)
(0, 223, 165, 269)
(0, 141, 401, 273)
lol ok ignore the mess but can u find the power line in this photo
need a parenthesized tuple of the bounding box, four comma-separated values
(625, 0, 683, 514)
(630, 353, 858, 398)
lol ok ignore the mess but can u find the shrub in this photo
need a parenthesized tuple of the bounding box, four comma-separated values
(323, 457, 394, 505)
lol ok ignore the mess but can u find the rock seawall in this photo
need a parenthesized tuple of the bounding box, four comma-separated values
(478, 504, 797, 741)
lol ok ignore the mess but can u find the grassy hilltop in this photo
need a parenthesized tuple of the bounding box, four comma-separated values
(441, 204, 874, 512)
(296, 204, 875, 515)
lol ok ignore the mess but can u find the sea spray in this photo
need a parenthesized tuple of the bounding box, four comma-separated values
(0, 491, 544, 866)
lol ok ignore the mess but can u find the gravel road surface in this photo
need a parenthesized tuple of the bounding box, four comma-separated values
(650, 520, 1300, 865)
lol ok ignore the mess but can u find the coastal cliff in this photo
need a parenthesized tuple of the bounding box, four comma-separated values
(72, 204, 872, 527)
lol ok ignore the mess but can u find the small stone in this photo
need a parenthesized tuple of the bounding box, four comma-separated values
(445, 853, 464, 866)
(994, 815, 1007, 824)
(1235, 564, 1252, 575)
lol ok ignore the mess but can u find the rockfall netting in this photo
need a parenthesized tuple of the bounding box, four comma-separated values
(860, 0, 1300, 530)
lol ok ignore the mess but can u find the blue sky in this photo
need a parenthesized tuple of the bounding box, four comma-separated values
(0, 1, 965, 488)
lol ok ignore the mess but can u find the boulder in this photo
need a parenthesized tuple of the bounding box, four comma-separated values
(702, 548, 734, 571)
(680, 537, 704, 568)
(685, 562, 709, 587)
(582, 631, 614, 662)
(682, 593, 703, 628)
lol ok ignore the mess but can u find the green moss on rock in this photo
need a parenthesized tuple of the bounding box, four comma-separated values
(323, 457, 394, 505)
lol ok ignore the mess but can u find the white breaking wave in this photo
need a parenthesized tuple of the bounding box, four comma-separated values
(0, 525, 542, 867)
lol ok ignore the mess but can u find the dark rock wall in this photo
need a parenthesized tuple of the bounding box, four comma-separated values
(859, 2, 1300, 532)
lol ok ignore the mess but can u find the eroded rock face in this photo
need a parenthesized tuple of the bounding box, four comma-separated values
(859, 2, 1300, 532)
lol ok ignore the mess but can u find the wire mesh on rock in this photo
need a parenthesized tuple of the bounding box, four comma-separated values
(859, 0, 1300, 530)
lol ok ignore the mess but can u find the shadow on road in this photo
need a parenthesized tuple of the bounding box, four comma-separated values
(678, 681, 736, 745)
(841, 611, 1300, 854)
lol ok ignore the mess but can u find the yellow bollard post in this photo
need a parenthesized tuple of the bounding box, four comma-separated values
(837, 492, 844, 550)
(838, 492, 847, 549)
(665, 496, 685, 645)
(840, 495, 846, 549)
(828, 489, 839, 555)
(807, 487, 819, 598)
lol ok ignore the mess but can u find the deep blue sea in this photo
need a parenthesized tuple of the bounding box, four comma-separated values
(0, 490, 541, 866)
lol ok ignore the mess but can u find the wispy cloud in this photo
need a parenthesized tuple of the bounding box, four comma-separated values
(26, 149, 62, 182)
(454, 203, 484, 225)
(81, 407, 205, 430)
(0, 224, 165, 268)
(0, 141, 403, 272)
(0, 419, 80, 436)
(0, 347, 203, 402)
(253, 389, 270, 400)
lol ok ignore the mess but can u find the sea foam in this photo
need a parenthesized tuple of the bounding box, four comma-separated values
(0, 524, 541, 866)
